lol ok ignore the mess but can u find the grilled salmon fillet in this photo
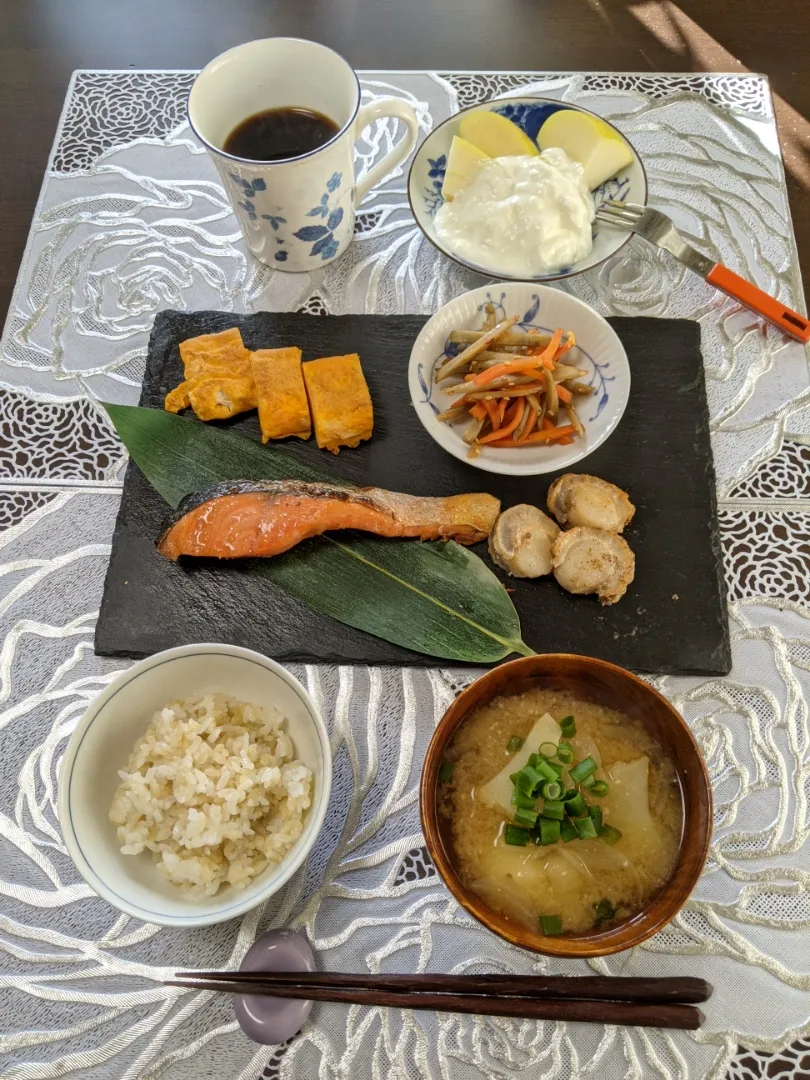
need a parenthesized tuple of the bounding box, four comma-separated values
(157, 480, 501, 561)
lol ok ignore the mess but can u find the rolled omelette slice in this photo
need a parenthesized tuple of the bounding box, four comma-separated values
(179, 327, 252, 383)
(187, 376, 257, 422)
(302, 353, 373, 453)
(251, 347, 311, 442)
(165, 327, 254, 416)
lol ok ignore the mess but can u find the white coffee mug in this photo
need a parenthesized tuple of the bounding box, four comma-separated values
(188, 38, 419, 272)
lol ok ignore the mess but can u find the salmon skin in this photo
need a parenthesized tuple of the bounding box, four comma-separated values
(157, 480, 501, 561)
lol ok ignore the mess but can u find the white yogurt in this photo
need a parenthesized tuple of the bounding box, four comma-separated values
(434, 148, 595, 277)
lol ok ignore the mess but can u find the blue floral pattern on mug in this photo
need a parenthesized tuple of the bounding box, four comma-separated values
(230, 174, 266, 196)
(261, 213, 287, 231)
(229, 174, 268, 219)
(293, 173, 344, 260)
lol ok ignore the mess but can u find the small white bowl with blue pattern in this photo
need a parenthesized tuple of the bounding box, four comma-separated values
(407, 96, 646, 281)
(409, 283, 630, 476)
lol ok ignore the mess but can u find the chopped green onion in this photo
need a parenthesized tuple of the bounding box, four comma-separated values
(539, 914, 562, 936)
(514, 765, 545, 797)
(511, 787, 536, 809)
(504, 824, 530, 846)
(574, 816, 598, 840)
(541, 800, 565, 821)
(590, 780, 609, 797)
(539, 817, 561, 845)
(556, 742, 574, 764)
(580, 774, 596, 789)
(438, 761, 453, 782)
(536, 758, 558, 783)
(560, 716, 576, 737)
(560, 818, 578, 842)
(569, 757, 597, 784)
(541, 780, 563, 801)
(564, 793, 588, 818)
(539, 742, 558, 759)
(526, 753, 540, 768)
(589, 805, 604, 834)
(513, 807, 539, 829)
(506, 735, 524, 753)
(547, 760, 565, 778)
(564, 787, 579, 801)
(601, 824, 623, 845)
(594, 899, 615, 920)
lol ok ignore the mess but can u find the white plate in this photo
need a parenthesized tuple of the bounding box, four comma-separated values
(407, 96, 647, 282)
(59, 644, 332, 927)
(408, 284, 630, 476)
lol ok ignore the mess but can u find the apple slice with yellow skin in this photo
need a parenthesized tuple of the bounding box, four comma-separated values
(458, 109, 540, 159)
(537, 109, 633, 190)
(441, 135, 490, 201)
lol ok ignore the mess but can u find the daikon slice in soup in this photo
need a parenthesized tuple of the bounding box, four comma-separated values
(438, 689, 682, 936)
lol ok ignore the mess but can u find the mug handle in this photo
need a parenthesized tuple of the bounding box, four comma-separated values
(353, 99, 419, 205)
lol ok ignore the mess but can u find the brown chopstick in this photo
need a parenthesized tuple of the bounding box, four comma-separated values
(165, 976, 705, 1030)
(176, 970, 711, 1004)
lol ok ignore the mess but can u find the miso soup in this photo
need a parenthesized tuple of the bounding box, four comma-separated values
(439, 689, 683, 936)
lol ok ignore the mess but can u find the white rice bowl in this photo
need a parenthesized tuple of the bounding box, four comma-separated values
(109, 693, 313, 899)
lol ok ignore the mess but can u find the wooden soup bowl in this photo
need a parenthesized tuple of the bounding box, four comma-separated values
(420, 654, 712, 957)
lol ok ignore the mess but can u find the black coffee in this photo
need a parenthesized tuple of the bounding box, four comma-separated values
(223, 107, 340, 162)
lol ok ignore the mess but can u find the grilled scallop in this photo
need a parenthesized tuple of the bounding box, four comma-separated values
(547, 474, 635, 533)
(551, 527, 635, 605)
(488, 504, 560, 578)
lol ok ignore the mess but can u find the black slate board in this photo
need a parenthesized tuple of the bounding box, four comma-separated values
(96, 310, 730, 675)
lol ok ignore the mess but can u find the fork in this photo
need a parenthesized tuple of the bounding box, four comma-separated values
(595, 200, 810, 343)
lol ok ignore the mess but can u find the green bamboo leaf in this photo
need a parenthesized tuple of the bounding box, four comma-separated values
(104, 404, 533, 663)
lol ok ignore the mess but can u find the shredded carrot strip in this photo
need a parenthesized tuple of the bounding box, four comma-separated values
(478, 399, 525, 444)
(537, 328, 564, 370)
(485, 423, 576, 448)
(470, 360, 542, 386)
(468, 328, 569, 383)
(468, 403, 486, 420)
(518, 407, 538, 442)
(555, 331, 576, 359)
(542, 416, 556, 431)
(497, 398, 508, 425)
(522, 424, 576, 444)
(510, 381, 545, 393)
(556, 384, 573, 404)
(469, 381, 544, 399)
(483, 399, 501, 431)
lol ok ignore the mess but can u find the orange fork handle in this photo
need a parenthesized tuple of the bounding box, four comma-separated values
(706, 264, 810, 343)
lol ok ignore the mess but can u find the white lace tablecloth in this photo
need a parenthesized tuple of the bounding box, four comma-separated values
(1, 69, 809, 1080)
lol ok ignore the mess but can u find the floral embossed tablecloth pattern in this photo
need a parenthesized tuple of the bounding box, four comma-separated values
(0, 70, 808, 1080)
